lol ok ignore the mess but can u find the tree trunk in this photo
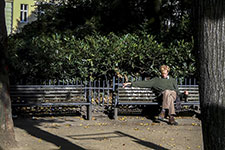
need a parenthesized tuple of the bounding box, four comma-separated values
(0, 0, 16, 149)
(193, 0, 225, 149)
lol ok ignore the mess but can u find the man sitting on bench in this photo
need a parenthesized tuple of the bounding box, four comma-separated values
(123, 65, 188, 125)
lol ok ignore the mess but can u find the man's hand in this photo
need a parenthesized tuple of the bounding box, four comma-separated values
(123, 82, 131, 88)
(184, 90, 189, 95)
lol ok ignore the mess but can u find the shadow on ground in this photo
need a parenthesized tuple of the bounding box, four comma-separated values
(107, 105, 201, 124)
(14, 117, 85, 150)
(13, 105, 201, 150)
(67, 131, 169, 150)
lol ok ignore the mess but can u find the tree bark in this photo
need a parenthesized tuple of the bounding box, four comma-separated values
(0, 0, 16, 149)
(193, 0, 225, 149)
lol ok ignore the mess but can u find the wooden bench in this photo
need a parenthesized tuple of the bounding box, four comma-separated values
(10, 85, 92, 120)
(113, 85, 200, 119)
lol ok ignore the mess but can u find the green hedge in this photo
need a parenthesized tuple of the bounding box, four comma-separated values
(8, 32, 196, 82)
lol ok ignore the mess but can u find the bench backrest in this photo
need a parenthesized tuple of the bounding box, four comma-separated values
(178, 85, 199, 101)
(118, 87, 156, 103)
(10, 85, 86, 106)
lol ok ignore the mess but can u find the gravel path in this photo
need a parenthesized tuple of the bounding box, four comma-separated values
(11, 109, 203, 150)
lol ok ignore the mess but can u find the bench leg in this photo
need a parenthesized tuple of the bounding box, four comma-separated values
(114, 107, 118, 120)
(175, 97, 182, 112)
(87, 105, 92, 120)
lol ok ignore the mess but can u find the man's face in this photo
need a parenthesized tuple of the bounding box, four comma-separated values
(161, 70, 168, 78)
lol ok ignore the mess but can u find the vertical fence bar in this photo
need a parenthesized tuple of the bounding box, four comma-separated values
(84, 81, 86, 101)
(113, 76, 115, 92)
(93, 80, 96, 105)
(102, 80, 105, 106)
(87, 81, 92, 120)
(184, 78, 187, 85)
(98, 80, 100, 105)
(89, 81, 92, 104)
(107, 80, 110, 105)
(179, 78, 182, 85)
(71, 79, 74, 85)
(112, 76, 116, 109)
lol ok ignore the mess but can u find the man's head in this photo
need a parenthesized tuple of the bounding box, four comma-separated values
(160, 65, 170, 78)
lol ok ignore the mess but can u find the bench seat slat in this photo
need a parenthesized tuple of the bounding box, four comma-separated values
(118, 101, 199, 105)
(119, 93, 155, 96)
(12, 102, 90, 106)
(11, 97, 85, 101)
(10, 90, 83, 93)
(11, 93, 84, 98)
(119, 97, 156, 100)
(119, 89, 153, 91)
(10, 88, 84, 92)
(118, 102, 158, 105)
(11, 94, 45, 98)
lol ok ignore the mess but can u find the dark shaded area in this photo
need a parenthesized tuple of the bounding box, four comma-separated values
(141, 105, 161, 122)
(12, 107, 82, 118)
(14, 0, 192, 40)
(14, 118, 85, 150)
(68, 132, 121, 141)
(177, 110, 201, 119)
(200, 104, 225, 149)
(115, 131, 169, 150)
(68, 131, 169, 150)
(109, 105, 200, 124)
(14, 117, 173, 149)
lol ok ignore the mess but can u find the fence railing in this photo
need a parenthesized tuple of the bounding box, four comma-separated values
(10, 76, 198, 107)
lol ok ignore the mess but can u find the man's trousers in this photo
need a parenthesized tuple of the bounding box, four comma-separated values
(162, 90, 177, 115)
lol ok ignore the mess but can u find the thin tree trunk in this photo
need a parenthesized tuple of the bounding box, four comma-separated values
(193, 0, 225, 149)
(0, 0, 16, 149)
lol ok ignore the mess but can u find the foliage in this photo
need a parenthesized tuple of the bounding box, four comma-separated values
(20, 0, 192, 39)
(8, 32, 195, 82)
(7, 0, 195, 82)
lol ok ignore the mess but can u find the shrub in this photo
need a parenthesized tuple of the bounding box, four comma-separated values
(8, 32, 195, 82)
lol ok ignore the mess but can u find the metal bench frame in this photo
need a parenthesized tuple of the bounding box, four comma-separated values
(10, 85, 92, 120)
(114, 85, 200, 120)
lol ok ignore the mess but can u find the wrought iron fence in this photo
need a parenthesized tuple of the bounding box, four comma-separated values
(10, 76, 198, 107)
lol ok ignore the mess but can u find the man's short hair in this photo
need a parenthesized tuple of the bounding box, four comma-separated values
(160, 65, 170, 73)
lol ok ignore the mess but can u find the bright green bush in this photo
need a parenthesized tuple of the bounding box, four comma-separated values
(8, 32, 196, 82)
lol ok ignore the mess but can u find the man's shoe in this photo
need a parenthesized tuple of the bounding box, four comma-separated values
(169, 116, 178, 125)
(158, 111, 165, 120)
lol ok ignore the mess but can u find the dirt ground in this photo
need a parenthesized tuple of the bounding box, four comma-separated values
(11, 108, 203, 150)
